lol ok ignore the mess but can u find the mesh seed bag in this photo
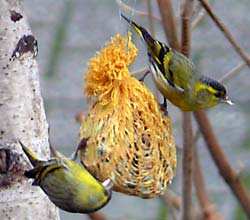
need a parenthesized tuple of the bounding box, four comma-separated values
(79, 34, 176, 198)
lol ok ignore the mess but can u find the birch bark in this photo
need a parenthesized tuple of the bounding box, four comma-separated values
(0, 0, 60, 219)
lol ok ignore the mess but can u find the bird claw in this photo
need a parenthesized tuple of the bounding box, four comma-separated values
(69, 151, 78, 161)
(139, 70, 150, 82)
(70, 137, 90, 161)
(160, 98, 168, 116)
(102, 178, 114, 191)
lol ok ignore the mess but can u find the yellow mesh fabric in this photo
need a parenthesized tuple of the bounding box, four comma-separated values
(80, 34, 176, 198)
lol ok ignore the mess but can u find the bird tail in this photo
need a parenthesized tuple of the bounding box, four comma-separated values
(19, 140, 63, 185)
(121, 14, 158, 52)
(19, 141, 40, 167)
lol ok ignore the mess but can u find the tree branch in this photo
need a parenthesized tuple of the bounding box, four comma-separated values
(156, 0, 194, 219)
(194, 110, 250, 218)
(198, 0, 250, 67)
(181, 1, 194, 220)
(157, 0, 180, 50)
(116, 0, 161, 21)
(161, 190, 182, 211)
(181, 112, 194, 220)
(191, 8, 206, 30)
(193, 144, 223, 220)
(146, 0, 161, 100)
(181, 0, 193, 55)
(219, 61, 247, 83)
(88, 212, 106, 220)
(146, 0, 156, 37)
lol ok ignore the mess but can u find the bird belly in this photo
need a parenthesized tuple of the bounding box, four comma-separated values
(40, 165, 109, 213)
(150, 65, 193, 111)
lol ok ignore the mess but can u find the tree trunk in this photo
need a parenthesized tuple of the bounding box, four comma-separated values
(0, 0, 60, 219)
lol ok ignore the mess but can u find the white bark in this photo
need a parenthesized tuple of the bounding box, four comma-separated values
(0, 0, 60, 219)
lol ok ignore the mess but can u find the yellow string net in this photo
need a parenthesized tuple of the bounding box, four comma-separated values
(79, 33, 176, 198)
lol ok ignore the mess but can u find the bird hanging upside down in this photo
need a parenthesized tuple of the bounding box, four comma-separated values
(121, 14, 234, 111)
(19, 140, 112, 213)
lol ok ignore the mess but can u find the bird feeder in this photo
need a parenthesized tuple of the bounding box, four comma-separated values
(79, 34, 176, 198)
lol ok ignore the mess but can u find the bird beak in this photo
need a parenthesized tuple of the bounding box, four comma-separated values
(222, 96, 234, 105)
(102, 178, 114, 191)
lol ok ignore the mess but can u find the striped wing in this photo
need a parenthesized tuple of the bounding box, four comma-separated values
(164, 51, 200, 92)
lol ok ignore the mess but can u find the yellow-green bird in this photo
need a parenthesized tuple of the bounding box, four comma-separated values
(121, 14, 233, 111)
(19, 140, 112, 213)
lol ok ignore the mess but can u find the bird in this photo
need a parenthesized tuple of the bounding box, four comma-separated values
(19, 140, 112, 213)
(121, 14, 234, 111)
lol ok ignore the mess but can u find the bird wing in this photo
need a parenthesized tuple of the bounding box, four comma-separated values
(157, 51, 182, 93)
(25, 158, 67, 186)
(165, 51, 200, 93)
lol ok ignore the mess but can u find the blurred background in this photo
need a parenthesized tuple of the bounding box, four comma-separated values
(23, 0, 250, 219)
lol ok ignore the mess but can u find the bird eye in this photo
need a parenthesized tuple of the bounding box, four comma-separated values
(215, 90, 226, 99)
(214, 92, 220, 98)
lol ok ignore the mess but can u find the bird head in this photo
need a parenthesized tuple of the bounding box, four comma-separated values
(216, 91, 234, 105)
(199, 76, 234, 107)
